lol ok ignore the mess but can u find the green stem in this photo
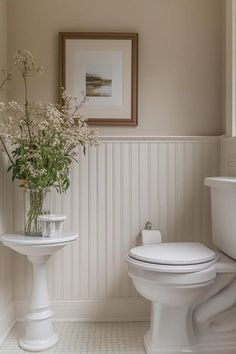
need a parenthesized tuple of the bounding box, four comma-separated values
(0, 73, 11, 90)
(25, 189, 45, 235)
(23, 74, 32, 141)
(0, 136, 15, 165)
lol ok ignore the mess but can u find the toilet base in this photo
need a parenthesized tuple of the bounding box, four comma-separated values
(144, 332, 236, 354)
(127, 252, 236, 354)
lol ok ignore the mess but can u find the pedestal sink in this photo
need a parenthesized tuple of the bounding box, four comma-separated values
(1, 232, 78, 352)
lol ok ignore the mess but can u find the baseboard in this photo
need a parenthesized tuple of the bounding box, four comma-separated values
(0, 302, 15, 345)
(15, 297, 150, 322)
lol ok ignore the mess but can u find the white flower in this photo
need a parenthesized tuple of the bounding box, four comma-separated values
(0, 50, 98, 192)
(7, 101, 23, 112)
(13, 50, 43, 77)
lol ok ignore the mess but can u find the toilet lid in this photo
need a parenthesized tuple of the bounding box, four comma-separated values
(129, 242, 216, 265)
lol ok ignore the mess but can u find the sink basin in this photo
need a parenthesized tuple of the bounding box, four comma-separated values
(1, 232, 78, 352)
(1, 232, 77, 256)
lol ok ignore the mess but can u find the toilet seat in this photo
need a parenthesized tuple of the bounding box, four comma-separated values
(126, 254, 217, 274)
(129, 242, 216, 269)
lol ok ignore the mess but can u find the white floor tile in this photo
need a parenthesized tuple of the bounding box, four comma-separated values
(0, 322, 148, 353)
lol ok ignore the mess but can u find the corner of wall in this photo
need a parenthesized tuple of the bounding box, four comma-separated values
(0, 0, 15, 345)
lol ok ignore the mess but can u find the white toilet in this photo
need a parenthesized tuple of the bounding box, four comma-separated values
(126, 177, 236, 354)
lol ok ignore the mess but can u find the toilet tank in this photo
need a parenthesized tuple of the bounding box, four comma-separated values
(205, 177, 236, 259)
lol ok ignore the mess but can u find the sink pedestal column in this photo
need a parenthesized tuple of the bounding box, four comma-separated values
(1, 232, 78, 352)
(19, 255, 58, 352)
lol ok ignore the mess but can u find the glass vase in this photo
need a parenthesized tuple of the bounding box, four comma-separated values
(24, 189, 50, 236)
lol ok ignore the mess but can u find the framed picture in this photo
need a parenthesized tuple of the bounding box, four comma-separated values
(59, 32, 138, 125)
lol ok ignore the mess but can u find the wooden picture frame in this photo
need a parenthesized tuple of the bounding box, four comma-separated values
(59, 32, 138, 126)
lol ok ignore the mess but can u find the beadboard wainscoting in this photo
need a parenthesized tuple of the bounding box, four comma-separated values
(0, 153, 14, 344)
(12, 137, 219, 321)
(221, 137, 236, 175)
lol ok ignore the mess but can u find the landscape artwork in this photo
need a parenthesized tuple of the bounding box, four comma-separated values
(86, 64, 112, 97)
(60, 32, 138, 125)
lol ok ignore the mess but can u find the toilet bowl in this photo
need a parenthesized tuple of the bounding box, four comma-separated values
(126, 177, 236, 354)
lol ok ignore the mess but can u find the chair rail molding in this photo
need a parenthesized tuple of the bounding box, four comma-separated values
(98, 136, 221, 143)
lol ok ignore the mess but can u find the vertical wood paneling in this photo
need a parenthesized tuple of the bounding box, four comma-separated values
(139, 144, 150, 229)
(71, 159, 80, 297)
(192, 144, 203, 242)
(202, 143, 216, 246)
(12, 139, 219, 302)
(226, 161, 236, 175)
(130, 143, 140, 245)
(150, 144, 158, 228)
(221, 137, 236, 176)
(97, 144, 106, 297)
(50, 189, 63, 298)
(89, 146, 98, 297)
(183, 144, 194, 242)
(79, 152, 89, 297)
(175, 143, 184, 242)
(113, 143, 121, 297)
(167, 144, 176, 241)
(158, 144, 168, 240)
(106, 143, 114, 297)
(129, 143, 140, 297)
(121, 144, 131, 296)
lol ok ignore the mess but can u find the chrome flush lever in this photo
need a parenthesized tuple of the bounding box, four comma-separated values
(145, 221, 154, 230)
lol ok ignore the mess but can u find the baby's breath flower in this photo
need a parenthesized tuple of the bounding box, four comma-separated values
(0, 50, 98, 193)
(7, 101, 23, 112)
(13, 50, 43, 77)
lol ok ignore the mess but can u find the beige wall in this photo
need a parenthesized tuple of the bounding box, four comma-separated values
(0, 0, 14, 342)
(0, 0, 6, 65)
(0, 0, 7, 102)
(7, 0, 225, 136)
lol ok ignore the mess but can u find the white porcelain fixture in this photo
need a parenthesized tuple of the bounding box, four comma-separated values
(37, 214, 67, 237)
(126, 177, 236, 354)
(1, 232, 78, 352)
